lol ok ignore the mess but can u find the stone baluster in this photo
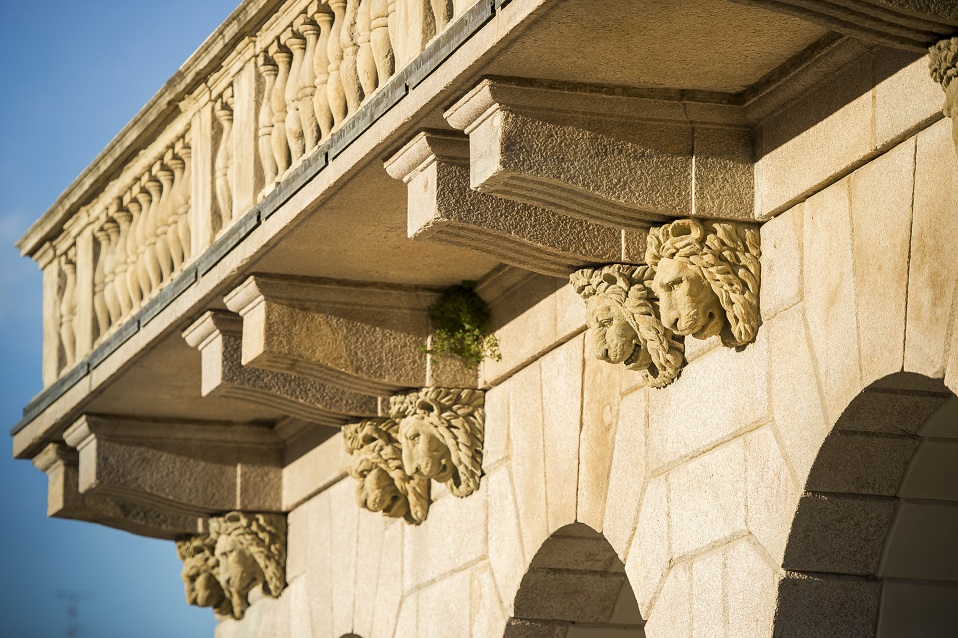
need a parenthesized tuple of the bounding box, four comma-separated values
(133, 179, 154, 298)
(370, 0, 394, 86)
(176, 139, 193, 263)
(257, 53, 279, 189)
(214, 93, 235, 234)
(112, 201, 134, 316)
(154, 156, 175, 282)
(340, 0, 363, 114)
(297, 14, 321, 152)
(125, 189, 145, 308)
(92, 225, 111, 340)
(143, 169, 164, 290)
(313, 6, 334, 142)
(432, 0, 452, 33)
(102, 214, 121, 326)
(283, 29, 307, 163)
(357, 0, 377, 100)
(166, 150, 186, 272)
(327, 0, 348, 127)
(270, 42, 293, 178)
(59, 250, 78, 369)
(387, 0, 400, 66)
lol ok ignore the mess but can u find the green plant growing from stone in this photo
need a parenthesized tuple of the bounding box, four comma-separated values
(423, 282, 501, 369)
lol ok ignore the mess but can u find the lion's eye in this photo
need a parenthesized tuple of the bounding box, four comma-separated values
(667, 279, 683, 291)
(600, 318, 613, 327)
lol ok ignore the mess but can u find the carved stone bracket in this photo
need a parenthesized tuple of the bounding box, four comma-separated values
(445, 78, 754, 227)
(32, 443, 205, 539)
(930, 37, 958, 155)
(384, 130, 644, 277)
(183, 310, 379, 425)
(343, 387, 484, 524)
(62, 414, 283, 518)
(223, 274, 476, 394)
(177, 511, 287, 620)
(573, 219, 761, 387)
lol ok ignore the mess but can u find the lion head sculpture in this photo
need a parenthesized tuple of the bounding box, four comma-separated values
(645, 219, 760, 348)
(206, 512, 287, 620)
(930, 37, 958, 152)
(570, 264, 685, 387)
(343, 418, 431, 524)
(176, 534, 231, 617)
(391, 388, 484, 498)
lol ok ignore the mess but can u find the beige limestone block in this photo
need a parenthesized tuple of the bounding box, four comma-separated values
(874, 50, 944, 150)
(725, 538, 780, 638)
(602, 387, 649, 560)
(286, 506, 308, 581)
(690, 548, 726, 638)
(288, 578, 312, 638)
(756, 52, 874, 218)
(905, 118, 958, 378)
(508, 362, 550, 555)
(403, 480, 488, 590)
(668, 438, 747, 559)
(417, 567, 472, 638)
(482, 384, 510, 473)
(647, 330, 769, 472)
(371, 520, 404, 638)
(759, 203, 803, 320)
(471, 564, 507, 638)
(625, 474, 670, 616)
(849, 138, 915, 386)
(282, 430, 349, 510)
(555, 279, 587, 340)
(353, 509, 387, 637)
(745, 425, 799, 566)
(644, 562, 692, 638)
(803, 178, 864, 423)
(330, 480, 360, 636)
(767, 304, 829, 485)
(540, 336, 583, 534)
(394, 593, 418, 638)
(578, 353, 629, 531)
(487, 467, 527, 615)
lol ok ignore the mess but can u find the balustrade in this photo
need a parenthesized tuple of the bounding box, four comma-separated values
(37, 0, 477, 384)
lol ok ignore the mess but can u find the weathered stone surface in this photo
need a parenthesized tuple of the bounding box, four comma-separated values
(875, 49, 943, 149)
(625, 474, 670, 615)
(418, 567, 472, 638)
(644, 562, 692, 638)
(745, 425, 800, 565)
(603, 388, 648, 559)
(725, 538, 780, 638)
(487, 467, 526, 615)
(329, 480, 359, 635)
(759, 203, 803, 320)
(471, 564, 507, 638)
(690, 548, 725, 638)
(509, 362, 550, 555)
(482, 383, 510, 472)
(540, 337, 583, 533)
(835, 388, 949, 436)
(352, 508, 386, 636)
(304, 492, 333, 637)
(803, 178, 863, 423)
(514, 568, 625, 624)
(371, 520, 404, 638)
(805, 433, 917, 496)
(774, 573, 880, 638)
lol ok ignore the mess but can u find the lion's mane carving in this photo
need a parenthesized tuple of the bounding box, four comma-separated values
(391, 388, 484, 498)
(343, 418, 431, 524)
(646, 219, 761, 348)
(176, 534, 231, 617)
(930, 37, 958, 89)
(570, 264, 685, 387)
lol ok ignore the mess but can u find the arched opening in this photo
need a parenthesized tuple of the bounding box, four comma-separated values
(506, 523, 646, 637)
(775, 373, 958, 637)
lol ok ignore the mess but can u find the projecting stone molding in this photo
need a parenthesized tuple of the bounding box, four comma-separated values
(444, 78, 755, 228)
(573, 219, 761, 387)
(223, 274, 476, 394)
(177, 511, 287, 620)
(384, 130, 645, 277)
(344, 387, 484, 523)
(183, 310, 380, 425)
(930, 37, 958, 156)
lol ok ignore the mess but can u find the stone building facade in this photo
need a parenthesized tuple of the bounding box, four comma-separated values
(12, 0, 958, 636)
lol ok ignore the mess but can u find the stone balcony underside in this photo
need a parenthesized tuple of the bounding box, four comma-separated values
(13, 0, 954, 538)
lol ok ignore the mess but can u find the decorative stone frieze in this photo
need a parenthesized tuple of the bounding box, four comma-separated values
(646, 218, 761, 348)
(384, 130, 643, 277)
(929, 37, 958, 155)
(183, 310, 379, 425)
(570, 265, 685, 388)
(177, 511, 287, 620)
(343, 417, 430, 524)
(390, 387, 485, 498)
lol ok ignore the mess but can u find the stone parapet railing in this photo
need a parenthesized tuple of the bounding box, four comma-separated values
(24, 0, 478, 387)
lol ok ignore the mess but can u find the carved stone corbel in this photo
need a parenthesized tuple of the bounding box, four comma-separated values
(183, 310, 379, 425)
(929, 37, 958, 155)
(343, 417, 430, 524)
(570, 265, 685, 388)
(384, 130, 642, 277)
(645, 219, 761, 348)
(177, 511, 287, 620)
(445, 78, 754, 227)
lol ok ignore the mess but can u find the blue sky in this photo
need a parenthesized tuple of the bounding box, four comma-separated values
(0, 2, 240, 636)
